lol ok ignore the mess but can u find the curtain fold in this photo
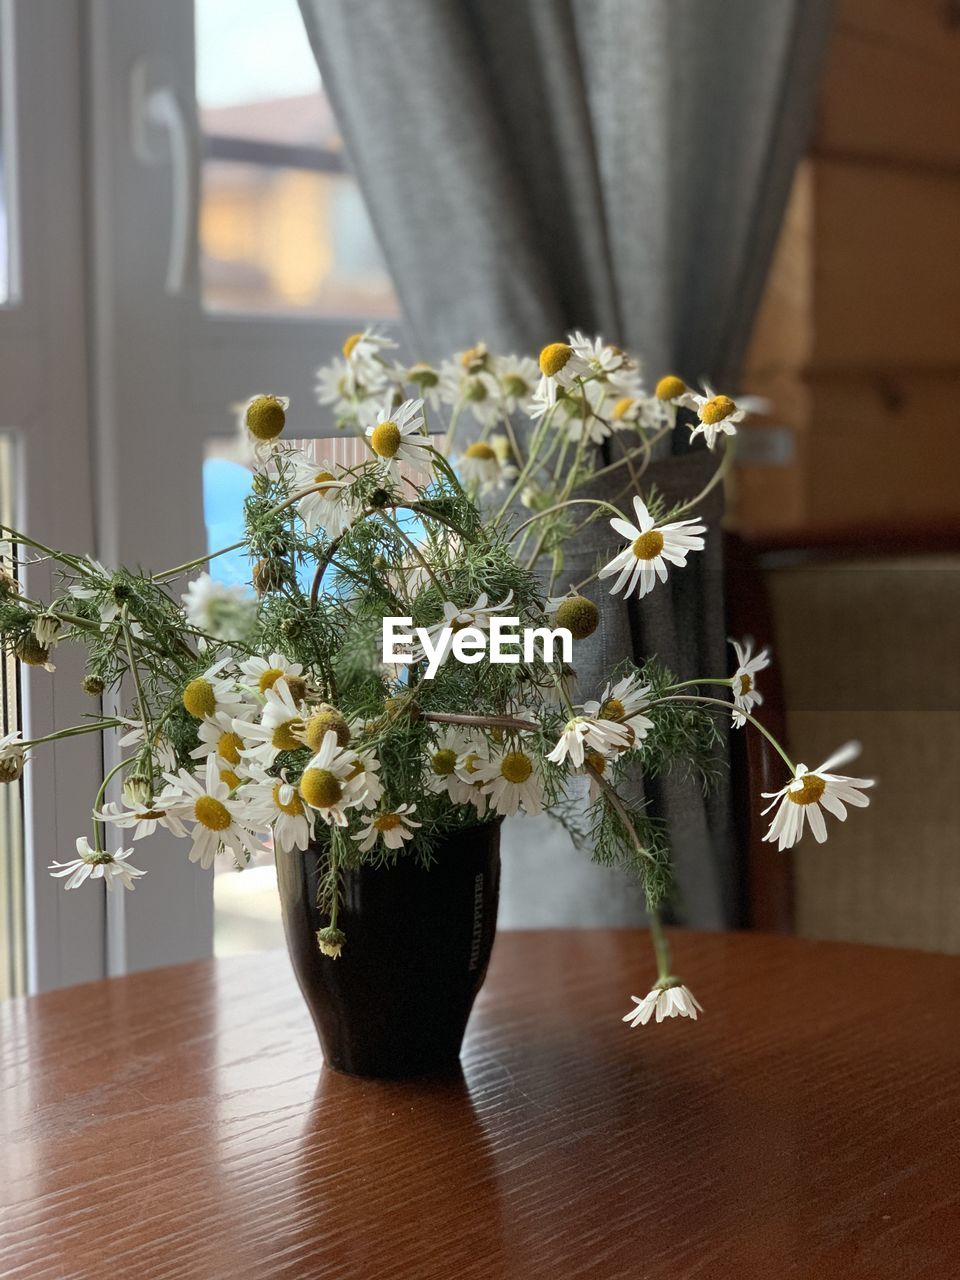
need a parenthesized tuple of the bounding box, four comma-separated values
(298, 0, 834, 926)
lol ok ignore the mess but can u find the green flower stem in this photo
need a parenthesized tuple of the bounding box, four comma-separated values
(153, 540, 247, 582)
(121, 605, 153, 750)
(423, 711, 539, 733)
(583, 759, 656, 867)
(21, 718, 126, 749)
(672, 439, 733, 517)
(510, 496, 628, 542)
(652, 692, 795, 772)
(90, 755, 134, 851)
(648, 907, 672, 983)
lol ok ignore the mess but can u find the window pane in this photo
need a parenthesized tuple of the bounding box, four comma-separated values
(195, 0, 397, 319)
(0, 16, 11, 305)
(0, 436, 25, 999)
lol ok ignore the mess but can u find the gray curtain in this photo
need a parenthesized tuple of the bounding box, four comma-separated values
(298, 0, 834, 927)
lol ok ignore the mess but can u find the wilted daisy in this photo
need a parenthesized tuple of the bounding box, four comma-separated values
(353, 803, 421, 853)
(242, 766, 315, 853)
(236, 679, 307, 768)
(298, 730, 368, 827)
(342, 327, 397, 375)
(476, 748, 544, 817)
(679, 382, 747, 450)
(162, 755, 259, 869)
(181, 573, 256, 644)
(48, 838, 146, 892)
(0, 731, 26, 784)
(623, 982, 703, 1027)
(536, 340, 592, 405)
(94, 798, 188, 841)
(583, 672, 654, 745)
(599, 496, 706, 601)
(546, 716, 631, 768)
(365, 397, 431, 474)
(761, 742, 875, 851)
(729, 637, 771, 728)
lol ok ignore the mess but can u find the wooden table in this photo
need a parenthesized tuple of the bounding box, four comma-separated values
(2, 930, 959, 1279)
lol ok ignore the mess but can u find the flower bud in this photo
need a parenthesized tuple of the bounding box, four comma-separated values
(316, 926, 345, 959)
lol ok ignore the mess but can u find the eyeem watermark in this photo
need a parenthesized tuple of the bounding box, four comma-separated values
(383, 616, 572, 680)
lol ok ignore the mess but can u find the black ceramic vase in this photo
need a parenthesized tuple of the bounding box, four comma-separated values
(275, 820, 501, 1079)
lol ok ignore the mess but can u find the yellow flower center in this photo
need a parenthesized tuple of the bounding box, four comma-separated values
(272, 718, 304, 752)
(539, 343, 573, 377)
(465, 441, 496, 461)
(599, 697, 626, 721)
(194, 795, 232, 832)
(739, 673, 753, 696)
(374, 812, 403, 833)
(219, 769, 242, 790)
(461, 752, 481, 776)
(655, 375, 686, 401)
(312, 470, 336, 492)
(370, 421, 402, 458)
(300, 768, 343, 809)
(431, 748, 458, 776)
(272, 783, 304, 817)
(460, 345, 487, 371)
(342, 332, 363, 358)
(183, 678, 216, 720)
(612, 397, 635, 420)
(788, 774, 826, 806)
(258, 667, 284, 693)
(500, 752, 533, 784)
(217, 731, 243, 765)
(304, 708, 351, 752)
(699, 394, 736, 425)
(584, 750, 606, 775)
(244, 395, 286, 441)
(632, 530, 665, 561)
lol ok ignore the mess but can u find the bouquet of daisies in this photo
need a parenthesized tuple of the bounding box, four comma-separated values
(0, 329, 874, 1022)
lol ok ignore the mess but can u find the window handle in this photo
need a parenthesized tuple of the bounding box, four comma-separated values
(130, 60, 199, 296)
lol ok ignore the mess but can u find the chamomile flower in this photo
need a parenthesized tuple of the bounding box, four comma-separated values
(761, 742, 875, 851)
(190, 711, 247, 769)
(458, 441, 503, 491)
(0, 731, 26, 784)
(536, 340, 592, 405)
(242, 766, 315, 854)
(365, 397, 431, 474)
(353, 803, 421, 853)
(48, 838, 146, 892)
(453, 741, 492, 813)
(475, 748, 544, 817)
(424, 729, 472, 798)
(403, 361, 443, 410)
(438, 348, 501, 425)
(416, 591, 515, 668)
(117, 723, 178, 773)
(238, 652, 305, 699)
(546, 716, 631, 768)
(298, 730, 368, 828)
(494, 354, 539, 413)
(181, 573, 256, 643)
(236, 394, 289, 458)
(346, 749, 384, 810)
(547, 592, 600, 641)
(288, 454, 355, 538)
(236, 679, 308, 768)
(651, 374, 688, 428)
(93, 798, 188, 841)
(681, 382, 747, 449)
(180, 656, 247, 722)
(315, 357, 360, 417)
(583, 673, 654, 745)
(162, 755, 259, 869)
(599, 496, 706, 601)
(341, 327, 397, 376)
(729, 638, 771, 728)
(622, 982, 703, 1027)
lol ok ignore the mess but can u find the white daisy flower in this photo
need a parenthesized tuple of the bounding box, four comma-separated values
(365, 397, 431, 474)
(0, 731, 26, 784)
(582, 673, 654, 745)
(241, 766, 315, 854)
(561, 380, 615, 445)
(117, 723, 178, 773)
(651, 375, 689, 428)
(457, 441, 503, 491)
(181, 655, 247, 722)
(402, 361, 443, 410)
(288, 453, 355, 538)
(342, 326, 397, 375)
(761, 741, 875, 852)
(536, 340, 593, 405)
(190, 710, 247, 769)
(729, 637, 772, 728)
(353, 803, 421, 853)
(545, 716, 631, 768)
(598, 496, 706, 601)
(236, 680, 307, 768)
(424, 729, 472, 798)
(48, 838, 146, 892)
(315, 357, 360, 417)
(238, 652, 304, 698)
(161, 755, 260, 869)
(298, 730, 368, 828)
(235, 393, 290, 461)
(680, 382, 747, 450)
(181, 573, 256, 643)
(493, 354, 539, 413)
(623, 982, 703, 1027)
(93, 798, 188, 841)
(449, 740, 491, 812)
(346, 749, 384, 810)
(417, 591, 515, 667)
(475, 748, 544, 817)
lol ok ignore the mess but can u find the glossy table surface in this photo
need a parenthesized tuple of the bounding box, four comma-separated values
(2, 929, 959, 1280)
